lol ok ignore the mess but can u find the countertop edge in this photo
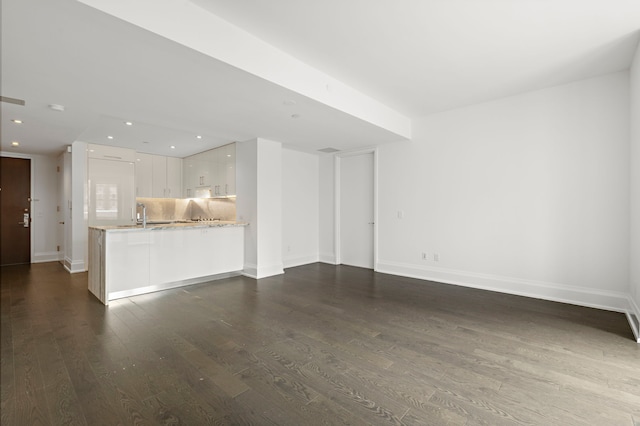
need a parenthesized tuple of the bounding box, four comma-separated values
(90, 221, 249, 232)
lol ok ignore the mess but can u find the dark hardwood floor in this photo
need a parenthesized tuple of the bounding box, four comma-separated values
(1, 262, 639, 425)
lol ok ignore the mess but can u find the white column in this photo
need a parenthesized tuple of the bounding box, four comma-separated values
(236, 138, 283, 278)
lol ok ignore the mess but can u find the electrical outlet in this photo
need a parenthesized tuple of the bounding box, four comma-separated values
(422, 252, 427, 260)
(433, 253, 440, 262)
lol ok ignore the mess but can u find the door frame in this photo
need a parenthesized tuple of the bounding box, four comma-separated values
(334, 147, 378, 269)
(0, 152, 35, 263)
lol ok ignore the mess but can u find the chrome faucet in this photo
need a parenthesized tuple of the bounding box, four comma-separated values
(137, 202, 147, 228)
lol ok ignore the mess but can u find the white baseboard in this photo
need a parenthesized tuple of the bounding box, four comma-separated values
(283, 253, 319, 269)
(376, 260, 631, 313)
(32, 251, 62, 263)
(319, 252, 337, 265)
(242, 262, 284, 279)
(64, 257, 86, 274)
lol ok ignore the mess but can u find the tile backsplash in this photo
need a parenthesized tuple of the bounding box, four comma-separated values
(136, 197, 236, 222)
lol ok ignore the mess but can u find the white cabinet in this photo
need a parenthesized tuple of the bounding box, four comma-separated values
(182, 143, 236, 198)
(183, 155, 197, 198)
(88, 225, 246, 304)
(149, 226, 244, 285)
(135, 153, 153, 197)
(151, 155, 167, 198)
(166, 156, 182, 198)
(136, 153, 183, 198)
(223, 143, 236, 196)
(87, 155, 136, 227)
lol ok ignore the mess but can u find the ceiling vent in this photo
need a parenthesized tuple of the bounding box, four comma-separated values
(317, 147, 340, 153)
(0, 96, 25, 106)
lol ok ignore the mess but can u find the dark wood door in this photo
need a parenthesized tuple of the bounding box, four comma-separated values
(1, 157, 31, 265)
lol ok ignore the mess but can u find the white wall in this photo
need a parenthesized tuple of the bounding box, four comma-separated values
(1, 151, 61, 263)
(630, 41, 640, 323)
(282, 148, 319, 268)
(374, 72, 630, 311)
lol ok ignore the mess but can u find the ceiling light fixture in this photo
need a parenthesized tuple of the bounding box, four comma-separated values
(49, 104, 65, 112)
(196, 135, 202, 139)
(11, 141, 19, 147)
(107, 135, 114, 139)
(11, 119, 23, 124)
(125, 121, 133, 126)
(170, 145, 176, 149)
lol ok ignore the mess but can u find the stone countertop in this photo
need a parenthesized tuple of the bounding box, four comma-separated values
(90, 221, 248, 232)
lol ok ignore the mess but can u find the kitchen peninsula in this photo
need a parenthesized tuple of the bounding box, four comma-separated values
(88, 220, 247, 305)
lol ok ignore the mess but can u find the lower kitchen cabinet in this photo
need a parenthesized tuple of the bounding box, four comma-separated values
(88, 224, 245, 304)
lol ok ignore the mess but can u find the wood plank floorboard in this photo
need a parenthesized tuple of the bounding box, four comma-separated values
(1, 261, 639, 425)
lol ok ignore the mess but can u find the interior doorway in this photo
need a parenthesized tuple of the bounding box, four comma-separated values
(336, 150, 376, 269)
(1, 156, 31, 266)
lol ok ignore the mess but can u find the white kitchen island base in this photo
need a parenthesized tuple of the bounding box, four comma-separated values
(89, 223, 246, 305)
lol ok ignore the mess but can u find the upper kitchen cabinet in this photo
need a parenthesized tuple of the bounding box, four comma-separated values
(221, 143, 236, 196)
(135, 153, 153, 197)
(136, 154, 183, 198)
(87, 144, 136, 227)
(182, 143, 236, 198)
(152, 155, 182, 198)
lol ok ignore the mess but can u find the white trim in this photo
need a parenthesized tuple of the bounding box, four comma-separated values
(377, 260, 631, 313)
(242, 262, 284, 279)
(319, 252, 338, 265)
(627, 297, 640, 343)
(64, 257, 85, 273)
(283, 254, 320, 269)
(32, 251, 62, 263)
(334, 147, 378, 268)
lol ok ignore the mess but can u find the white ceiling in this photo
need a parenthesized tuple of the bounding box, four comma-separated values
(2, 0, 639, 157)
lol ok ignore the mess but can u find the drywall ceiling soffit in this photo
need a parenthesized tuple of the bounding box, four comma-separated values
(192, 0, 640, 117)
(1, 0, 408, 157)
(75, 0, 412, 139)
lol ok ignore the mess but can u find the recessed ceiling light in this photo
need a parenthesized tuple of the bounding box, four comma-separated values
(49, 104, 65, 112)
(11, 141, 19, 147)
(107, 135, 114, 139)
(170, 145, 176, 149)
(11, 119, 23, 124)
(227, 154, 231, 157)
(125, 121, 133, 126)
(196, 135, 202, 139)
